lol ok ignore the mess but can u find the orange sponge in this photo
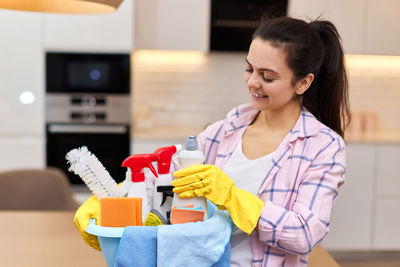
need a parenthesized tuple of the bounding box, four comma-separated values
(100, 197, 142, 227)
(170, 205, 205, 224)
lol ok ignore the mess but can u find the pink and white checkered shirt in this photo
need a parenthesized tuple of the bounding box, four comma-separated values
(197, 103, 345, 267)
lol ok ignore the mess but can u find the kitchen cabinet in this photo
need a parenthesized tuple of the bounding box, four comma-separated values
(288, 0, 365, 54)
(0, 10, 45, 170)
(134, 0, 210, 51)
(43, 0, 133, 52)
(365, 0, 400, 55)
(0, 10, 44, 136)
(373, 144, 400, 249)
(0, 137, 45, 171)
(323, 143, 400, 250)
(322, 144, 375, 250)
(288, 0, 400, 55)
(376, 145, 400, 198)
(373, 199, 400, 249)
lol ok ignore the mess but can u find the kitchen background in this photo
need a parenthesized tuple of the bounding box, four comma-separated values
(0, 0, 400, 264)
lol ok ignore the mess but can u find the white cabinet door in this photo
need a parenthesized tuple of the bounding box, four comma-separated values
(0, 10, 44, 135)
(0, 136, 45, 171)
(322, 144, 375, 250)
(135, 0, 210, 51)
(43, 0, 133, 52)
(288, 0, 365, 54)
(376, 144, 400, 198)
(365, 0, 400, 55)
(373, 199, 400, 249)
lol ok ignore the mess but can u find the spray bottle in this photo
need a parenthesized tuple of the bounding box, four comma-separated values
(172, 136, 208, 220)
(152, 145, 182, 220)
(121, 153, 159, 221)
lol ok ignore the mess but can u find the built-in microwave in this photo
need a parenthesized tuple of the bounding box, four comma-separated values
(46, 52, 130, 94)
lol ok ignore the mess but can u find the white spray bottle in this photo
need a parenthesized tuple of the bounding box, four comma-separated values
(152, 145, 181, 221)
(172, 136, 208, 220)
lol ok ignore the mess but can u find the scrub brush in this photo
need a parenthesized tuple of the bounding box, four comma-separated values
(66, 146, 124, 199)
(144, 209, 168, 226)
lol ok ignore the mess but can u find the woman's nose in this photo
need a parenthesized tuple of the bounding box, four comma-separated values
(246, 72, 261, 89)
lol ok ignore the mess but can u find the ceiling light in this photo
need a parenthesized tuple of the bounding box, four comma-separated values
(0, 0, 123, 14)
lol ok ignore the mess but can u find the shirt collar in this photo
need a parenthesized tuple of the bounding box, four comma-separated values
(288, 106, 320, 142)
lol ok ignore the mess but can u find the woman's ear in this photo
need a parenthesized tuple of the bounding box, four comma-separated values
(295, 73, 314, 95)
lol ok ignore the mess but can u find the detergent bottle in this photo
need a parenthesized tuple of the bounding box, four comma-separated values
(152, 145, 182, 220)
(172, 136, 208, 220)
(122, 153, 159, 221)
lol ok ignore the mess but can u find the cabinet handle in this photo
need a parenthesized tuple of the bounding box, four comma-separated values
(47, 124, 128, 134)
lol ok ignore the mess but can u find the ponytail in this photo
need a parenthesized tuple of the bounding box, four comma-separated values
(253, 17, 350, 138)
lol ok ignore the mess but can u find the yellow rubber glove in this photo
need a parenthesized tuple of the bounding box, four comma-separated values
(172, 164, 265, 234)
(73, 195, 101, 251)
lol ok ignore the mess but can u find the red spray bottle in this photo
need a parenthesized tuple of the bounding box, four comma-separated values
(122, 153, 159, 219)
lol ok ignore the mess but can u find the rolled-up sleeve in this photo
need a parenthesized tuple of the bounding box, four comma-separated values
(257, 135, 346, 255)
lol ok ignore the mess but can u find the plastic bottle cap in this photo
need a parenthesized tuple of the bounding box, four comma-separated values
(185, 136, 198, 151)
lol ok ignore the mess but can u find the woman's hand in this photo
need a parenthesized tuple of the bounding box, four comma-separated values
(172, 164, 234, 205)
(73, 195, 101, 250)
(172, 165, 265, 234)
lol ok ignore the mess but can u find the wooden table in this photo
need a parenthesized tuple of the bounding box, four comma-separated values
(0, 211, 339, 267)
(0, 211, 105, 267)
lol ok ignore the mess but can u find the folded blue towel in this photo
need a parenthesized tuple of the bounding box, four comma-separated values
(157, 202, 232, 267)
(114, 226, 157, 267)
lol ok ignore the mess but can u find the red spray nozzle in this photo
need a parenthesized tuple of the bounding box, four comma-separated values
(122, 154, 158, 182)
(153, 145, 178, 174)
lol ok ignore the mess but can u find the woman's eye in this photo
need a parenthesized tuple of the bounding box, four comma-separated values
(263, 77, 274, 82)
(245, 68, 253, 72)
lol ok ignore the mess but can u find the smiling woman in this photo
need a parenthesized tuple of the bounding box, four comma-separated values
(172, 16, 350, 267)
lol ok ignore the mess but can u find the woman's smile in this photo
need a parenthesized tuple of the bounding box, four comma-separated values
(251, 90, 268, 99)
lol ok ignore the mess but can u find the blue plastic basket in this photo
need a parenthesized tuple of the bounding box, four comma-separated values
(85, 219, 125, 267)
(85, 202, 230, 267)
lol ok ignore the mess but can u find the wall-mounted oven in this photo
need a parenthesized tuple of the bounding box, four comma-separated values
(45, 52, 131, 184)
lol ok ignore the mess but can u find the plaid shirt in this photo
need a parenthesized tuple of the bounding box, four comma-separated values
(197, 103, 345, 267)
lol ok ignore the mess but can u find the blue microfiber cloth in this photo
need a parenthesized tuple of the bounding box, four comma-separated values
(213, 242, 231, 267)
(114, 226, 157, 267)
(157, 202, 232, 267)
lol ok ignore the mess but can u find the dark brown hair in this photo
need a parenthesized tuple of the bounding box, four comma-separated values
(253, 16, 350, 138)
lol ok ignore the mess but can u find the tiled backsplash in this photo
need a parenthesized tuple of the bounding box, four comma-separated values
(132, 50, 249, 138)
(132, 51, 400, 139)
(346, 55, 400, 132)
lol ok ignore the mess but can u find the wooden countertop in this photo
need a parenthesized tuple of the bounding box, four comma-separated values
(134, 126, 400, 144)
(345, 130, 400, 143)
(133, 126, 204, 141)
(0, 211, 339, 267)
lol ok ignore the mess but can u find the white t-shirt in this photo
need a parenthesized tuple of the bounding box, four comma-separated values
(223, 138, 274, 267)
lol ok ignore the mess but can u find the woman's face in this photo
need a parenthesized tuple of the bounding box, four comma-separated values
(244, 38, 300, 112)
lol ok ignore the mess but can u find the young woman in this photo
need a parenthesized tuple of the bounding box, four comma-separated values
(172, 16, 349, 266)
(75, 16, 350, 267)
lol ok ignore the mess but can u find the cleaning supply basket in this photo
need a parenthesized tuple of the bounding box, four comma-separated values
(85, 203, 232, 267)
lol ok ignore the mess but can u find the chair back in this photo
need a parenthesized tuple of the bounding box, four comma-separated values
(0, 167, 78, 210)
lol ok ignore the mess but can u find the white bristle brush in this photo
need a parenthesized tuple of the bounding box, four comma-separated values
(66, 146, 125, 199)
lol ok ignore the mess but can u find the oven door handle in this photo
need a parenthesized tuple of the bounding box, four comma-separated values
(48, 124, 128, 134)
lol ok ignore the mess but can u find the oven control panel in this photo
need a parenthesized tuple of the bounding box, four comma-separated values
(45, 93, 130, 124)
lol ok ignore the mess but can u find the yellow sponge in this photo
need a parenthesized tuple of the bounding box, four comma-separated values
(144, 209, 168, 226)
